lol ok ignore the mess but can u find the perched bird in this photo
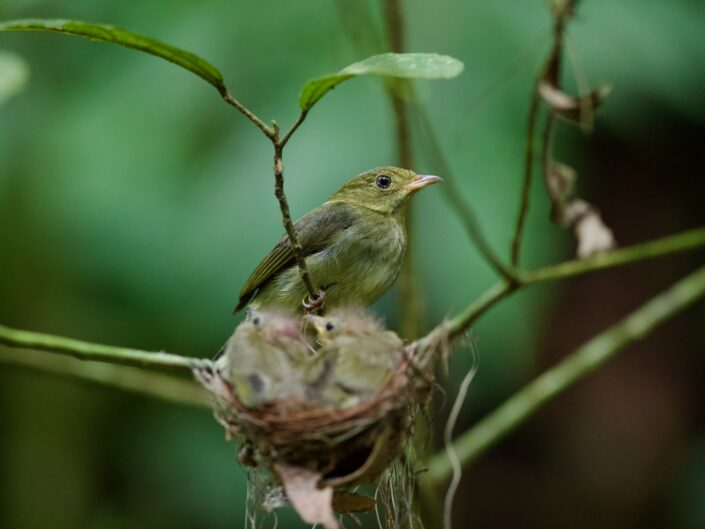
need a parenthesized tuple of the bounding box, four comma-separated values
(219, 309, 311, 407)
(306, 308, 404, 408)
(235, 167, 441, 313)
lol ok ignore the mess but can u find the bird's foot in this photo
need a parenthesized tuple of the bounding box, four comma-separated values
(302, 288, 327, 314)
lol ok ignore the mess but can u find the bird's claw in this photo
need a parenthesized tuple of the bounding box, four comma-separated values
(302, 289, 326, 313)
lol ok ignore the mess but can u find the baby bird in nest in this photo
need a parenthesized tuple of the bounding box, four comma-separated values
(306, 308, 404, 408)
(219, 309, 311, 407)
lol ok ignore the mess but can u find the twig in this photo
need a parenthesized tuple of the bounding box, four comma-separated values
(272, 140, 319, 302)
(440, 225, 705, 340)
(425, 263, 705, 484)
(509, 0, 574, 266)
(0, 348, 209, 408)
(383, 0, 424, 338)
(221, 90, 275, 140)
(415, 107, 519, 283)
(0, 323, 209, 370)
(509, 81, 542, 267)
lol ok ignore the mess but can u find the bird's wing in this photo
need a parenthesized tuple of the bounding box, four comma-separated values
(235, 202, 358, 311)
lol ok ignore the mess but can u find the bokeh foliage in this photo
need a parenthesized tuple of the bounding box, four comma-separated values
(1, 0, 704, 528)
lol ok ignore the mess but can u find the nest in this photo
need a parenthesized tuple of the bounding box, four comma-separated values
(195, 321, 449, 529)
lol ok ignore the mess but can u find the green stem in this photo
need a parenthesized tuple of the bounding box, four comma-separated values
(522, 226, 705, 284)
(426, 263, 705, 484)
(444, 225, 705, 339)
(0, 323, 210, 370)
(0, 348, 209, 408)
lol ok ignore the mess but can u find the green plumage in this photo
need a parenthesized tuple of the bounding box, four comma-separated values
(236, 166, 441, 313)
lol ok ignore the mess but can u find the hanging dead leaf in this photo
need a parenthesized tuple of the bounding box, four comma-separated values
(276, 462, 339, 529)
(573, 206, 616, 258)
(332, 490, 376, 514)
(538, 81, 611, 127)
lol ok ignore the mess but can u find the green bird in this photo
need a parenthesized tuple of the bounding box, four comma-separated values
(306, 308, 404, 408)
(235, 167, 441, 313)
(219, 309, 312, 407)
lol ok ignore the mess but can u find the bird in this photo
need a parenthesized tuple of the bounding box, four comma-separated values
(235, 167, 441, 313)
(219, 308, 312, 407)
(305, 307, 404, 408)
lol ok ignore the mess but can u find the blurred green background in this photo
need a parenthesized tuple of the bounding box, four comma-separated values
(1, 0, 704, 528)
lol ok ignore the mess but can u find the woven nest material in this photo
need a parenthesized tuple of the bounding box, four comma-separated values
(195, 325, 449, 529)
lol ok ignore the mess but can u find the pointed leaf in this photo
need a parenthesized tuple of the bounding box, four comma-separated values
(0, 19, 225, 93)
(300, 52, 464, 111)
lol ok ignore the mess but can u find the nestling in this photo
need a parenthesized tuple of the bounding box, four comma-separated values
(306, 307, 404, 408)
(236, 167, 441, 313)
(219, 309, 311, 407)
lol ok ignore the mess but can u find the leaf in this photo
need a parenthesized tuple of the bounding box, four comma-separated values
(0, 50, 29, 105)
(332, 491, 376, 514)
(538, 80, 611, 129)
(299, 52, 464, 111)
(276, 463, 339, 529)
(0, 19, 226, 93)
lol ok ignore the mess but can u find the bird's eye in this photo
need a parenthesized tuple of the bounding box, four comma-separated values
(325, 322, 335, 331)
(375, 174, 392, 189)
(252, 317, 261, 325)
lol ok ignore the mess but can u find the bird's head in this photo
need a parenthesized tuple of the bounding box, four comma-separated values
(327, 167, 441, 214)
(306, 307, 382, 344)
(242, 308, 303, 346)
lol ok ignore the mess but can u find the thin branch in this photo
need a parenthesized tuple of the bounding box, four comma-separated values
(383, 0, 424, 338)
(509, 81, 542, 266)
(0, 348, 209, 408)
(509, 0, 573, 266)
(221, 90, 275, 140)
(431, 225, 705, 341)
(523, 226, 705, 284)
(272, 142, 319, 302)
(278, 111, 309, 149)
(0, 323, 209, 370)
(425, 263, 705, 484)
(415, 107, 519, 283)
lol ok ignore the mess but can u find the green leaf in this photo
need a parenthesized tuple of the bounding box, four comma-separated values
(0, 50, 29, 105)
(299, 52, 464, 111)
(0, 19, 225, 94)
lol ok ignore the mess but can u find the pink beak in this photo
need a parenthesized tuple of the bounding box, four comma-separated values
(406, 174, 442, 192)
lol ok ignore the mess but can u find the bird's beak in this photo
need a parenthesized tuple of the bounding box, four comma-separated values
(406, 174, 443, 192)
(305, 314, 326, 335)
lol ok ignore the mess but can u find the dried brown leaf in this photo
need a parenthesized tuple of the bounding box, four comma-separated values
(332, 491, 376, 514)
(574, 206, 616, 258)
(538, 81, 611, 125)
(276, 462, 339, 529)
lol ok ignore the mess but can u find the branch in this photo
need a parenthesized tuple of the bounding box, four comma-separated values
(426, 262, 705, 484)
(222, 91, 275, 140)
(433, 225, 705, 341)
(0, 323, 210, 370)
(414, 107, 519, 283)
(0, 348, 209, 408)
(272, 141, 319, 303)
(382, 0, 425, 338)
(509, 0, 573, 266)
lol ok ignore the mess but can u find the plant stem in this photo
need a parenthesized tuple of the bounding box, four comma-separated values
(438, 225, 705, 340)
(0, 323, 209, 370)
(383, 0, 424, 338)
(415, 107, 519, 283)
(425, 263, 705, 484)
(0, 348, 209, 408)
(221, 90, 275, 140)
(272, 142, 319, 301)
(509, 81, 541, 267)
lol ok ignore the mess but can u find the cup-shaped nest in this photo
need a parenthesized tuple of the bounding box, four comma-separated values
(195, 307, 444, 528)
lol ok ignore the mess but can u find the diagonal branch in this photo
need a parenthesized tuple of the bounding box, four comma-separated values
(426, 262, 705, 484)
(0, 323, 210, 370)
(0, 348, 209, 408)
